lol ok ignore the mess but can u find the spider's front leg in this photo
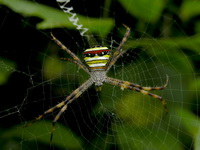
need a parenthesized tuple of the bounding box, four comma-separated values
(60, 57, 90, 73)
(106, 24, 131, 72)
(50, 33, 90, 74)
(105, 77, 168, 113)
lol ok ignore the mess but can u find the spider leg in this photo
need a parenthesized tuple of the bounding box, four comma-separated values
(106, 24, 131, 72)
(105, 77, 168, 113)
(23, 78, 93, 127)
(106, 75, 168, 91)
(51, 33, 89, 73)
(49, 78, 93, 145)
(50, 104, 67, 146)
(61, 58, 90, 74)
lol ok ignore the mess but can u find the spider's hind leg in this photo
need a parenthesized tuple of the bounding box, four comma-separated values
(131, 87, 168, 113)
(124, 75, 169, 91)
(105, 77, 168, 114)
(24, 78, 93, 146)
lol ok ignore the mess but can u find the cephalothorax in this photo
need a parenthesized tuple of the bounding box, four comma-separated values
(26, 26, 168, 145)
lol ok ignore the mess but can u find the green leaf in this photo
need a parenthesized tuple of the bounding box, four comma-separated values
(190, 77, 200, 96)
(118, 0, 165, 23)
(194, 21, 200, 33)
(195, 128, 200, 150)
(42, 56, 67, 80)
(180, 0, 200, 21)
(115, 92, 165, 126)
(87, 134, 114, 150)
(113, 123, 183, 150)
(0, 120, 83, 149)
(0, 0, 114, 36)
(0, 57, 16, 85)
(42, 55, 88, 81)
(171, 108, 200, 150)
(125, 35, 200, 54)
(176, 108, 200, 137)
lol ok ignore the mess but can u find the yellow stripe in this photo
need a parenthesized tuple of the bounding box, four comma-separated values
(87, 60, 108, 64)
(85, 47, 108, 51)
(103, 55, 110, 58)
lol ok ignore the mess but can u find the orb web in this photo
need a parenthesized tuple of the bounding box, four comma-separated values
(0, 0, 200, 149)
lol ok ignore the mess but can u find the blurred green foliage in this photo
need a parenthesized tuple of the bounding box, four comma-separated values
(118, 0, 165, 23)
(0, 0, 200, 149)
(0, 0, 114, 35)
(0, 58, 16, 85)
(0, 121, 82, 149)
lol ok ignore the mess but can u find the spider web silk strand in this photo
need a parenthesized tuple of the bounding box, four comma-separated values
(56, 0, 89, 36)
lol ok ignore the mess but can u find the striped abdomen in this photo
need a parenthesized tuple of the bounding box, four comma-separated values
(83, 47, 110, 71)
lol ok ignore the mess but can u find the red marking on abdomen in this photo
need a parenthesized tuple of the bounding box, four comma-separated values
(83, 49, 110, 54)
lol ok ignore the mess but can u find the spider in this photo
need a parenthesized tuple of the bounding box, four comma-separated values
(25, 25, 168, 145)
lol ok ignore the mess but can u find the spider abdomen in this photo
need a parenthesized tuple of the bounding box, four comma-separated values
(83, 47, 110, 71)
